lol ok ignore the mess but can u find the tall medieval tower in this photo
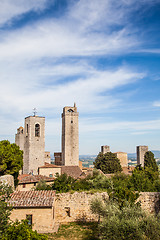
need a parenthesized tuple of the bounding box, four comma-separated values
(61, 103, 79, 166)
(23, 115, 45, 174)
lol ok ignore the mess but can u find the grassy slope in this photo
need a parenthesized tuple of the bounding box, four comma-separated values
(46, 222, 99, 240)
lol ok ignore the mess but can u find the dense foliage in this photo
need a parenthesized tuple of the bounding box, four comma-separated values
(0, 183, 12, 236)
(0, 183, 48, 240)
(91, 199, 160, 240)
(144, 151, 158, 171)
(35, 180, 52, 190)
(0, 140, 23, 185)
(94, 152, 122, 174)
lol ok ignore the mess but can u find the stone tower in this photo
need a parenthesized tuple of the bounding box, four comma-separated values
(23, 116, 45, 174)
(61, 103, 79, 166)
(101, 145, 110, 154)
(15, 126, 24, 152)
(137, 145, 148, 167)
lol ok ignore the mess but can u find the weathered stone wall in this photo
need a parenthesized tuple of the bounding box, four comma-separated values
(54, 192, 108, 223)
(10, 207, 54, 233)
(138, 192, 160, 214)
(114, 152, 128, 167)
(0, 175, 14, 189)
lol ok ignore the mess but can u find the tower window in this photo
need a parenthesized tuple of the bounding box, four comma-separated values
(26, 124, 28, 134)
(35, 124, 40, 137)
(68, 109, 74, 112)
(71, 120, 73, 123)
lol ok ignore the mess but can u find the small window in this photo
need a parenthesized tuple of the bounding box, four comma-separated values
(26, 215, 32, 226)
(68, 109, 74, 112)
(71, 120, 73, 123)
(65, 207, 70, 217)
(26, 124, 28, 135)
(23, 183, 26, 188)
(35, 123, 40, 137)
(34, 183, 36, 186)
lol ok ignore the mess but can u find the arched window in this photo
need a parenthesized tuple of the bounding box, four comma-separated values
(68, 109, 74, 112)
(35, 123, 40, 137)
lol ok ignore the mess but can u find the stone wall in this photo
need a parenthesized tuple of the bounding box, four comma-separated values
(138, 192, 160, 214)
(0, 175, 14, 189)
(54, 191, 108, 223)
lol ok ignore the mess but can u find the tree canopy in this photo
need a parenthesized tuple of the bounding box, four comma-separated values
(0, 140, 23, 181)
(94, 152, 122, 174)
(144, 151, 158, 172)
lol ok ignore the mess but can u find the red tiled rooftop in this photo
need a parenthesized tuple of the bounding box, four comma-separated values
(9, 190, 55, 207)
(61, 166, 84, 179)
(18, 174, 55, 184)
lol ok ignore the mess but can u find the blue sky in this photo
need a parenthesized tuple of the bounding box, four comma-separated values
(0, 0, 160, 154)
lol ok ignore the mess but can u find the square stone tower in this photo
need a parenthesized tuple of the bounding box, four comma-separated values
(15, 126, 24, 152)
(114, 152, 128, 167)
(137, 145, 148, 167)
(23, 116, 45, 174)
(101, 145, 110, 154)
(61, 103, 79, 166)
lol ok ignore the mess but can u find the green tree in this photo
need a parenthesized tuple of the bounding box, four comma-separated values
(0, 183, 13, 237)
(2, 220, 48, 240)
(52, 173, 76, 193)
(90, 198, 160, 240)
(144, 151, 158, 171)
(94, 152, 122, 174)
(35, 180, 52, 190)
(0, 140, 23, 185)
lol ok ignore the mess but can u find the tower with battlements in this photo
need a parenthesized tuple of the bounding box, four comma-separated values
(61, 103, 79, 166)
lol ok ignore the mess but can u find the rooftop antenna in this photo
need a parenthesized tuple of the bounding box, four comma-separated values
(33, 108, 37, 116)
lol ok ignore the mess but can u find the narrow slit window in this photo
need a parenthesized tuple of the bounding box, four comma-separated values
(35, 124, 40, 137)
(26, 215, 32, 226)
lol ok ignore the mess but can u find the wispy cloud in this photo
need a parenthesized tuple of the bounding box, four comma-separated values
(0, 0, 50, 26)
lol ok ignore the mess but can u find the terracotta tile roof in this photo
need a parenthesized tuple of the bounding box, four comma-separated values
(39, 163, 61, 169)
(9, 190, 55, 207)
(18, 175, 55, 184)
(61, 166, 84, 179)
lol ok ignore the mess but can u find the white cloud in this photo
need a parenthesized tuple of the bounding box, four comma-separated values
(0, 0, 49, 26)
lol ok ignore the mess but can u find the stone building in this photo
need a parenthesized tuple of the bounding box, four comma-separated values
(9, 190, 55, 233)
(15, 115, 47, 175)
(15, 126, 24, 152)
(61, 103, 79, 166)
(101, 145, 110, 154)
(17, 174, 55, 191)
(114, 152, 128, 167)
(137, 145, 148, 167)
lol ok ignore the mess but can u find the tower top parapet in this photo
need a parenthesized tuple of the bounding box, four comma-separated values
(62, 104, 78, 117)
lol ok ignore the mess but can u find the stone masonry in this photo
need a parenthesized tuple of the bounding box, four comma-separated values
(54, 191, 108, 223)
(61, 103, 79, 166)
(137, 145, 148, 167)
(101, 145, 110, 154)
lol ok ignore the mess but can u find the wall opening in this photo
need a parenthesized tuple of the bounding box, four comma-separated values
(35, 123, 40, 137)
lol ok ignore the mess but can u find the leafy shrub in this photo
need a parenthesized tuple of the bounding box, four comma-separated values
(1, 220, 48, 240)
(91, 198, 160, 240)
